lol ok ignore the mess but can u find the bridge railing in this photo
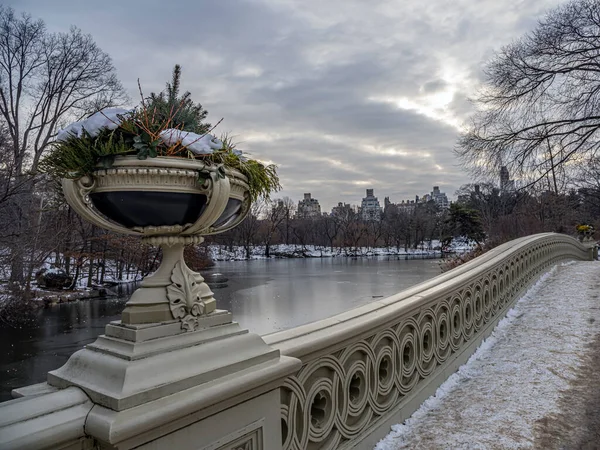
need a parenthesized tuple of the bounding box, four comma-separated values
(264, 233, 592, 450)
(0, 233, 592, 450)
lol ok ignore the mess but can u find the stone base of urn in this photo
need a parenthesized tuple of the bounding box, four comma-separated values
(120, 238, 217, 327)
(45, 310, 300, 449)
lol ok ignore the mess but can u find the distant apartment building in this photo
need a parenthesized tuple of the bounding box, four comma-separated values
(360, 189, 382, 221)
(457, 184, 483, 205)
(380, 187, 450, 216)
(430, 186, 450, 210)
(331, 202, 354, 219)
(384, 196, 417, 215)
(397, 199, 418, 213)
(296, 193, 321, 219)
(383, 197, 394, 215)
(271, 199, 289, 218)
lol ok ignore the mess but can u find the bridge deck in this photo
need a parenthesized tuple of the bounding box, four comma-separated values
(376, 261, 600, 449)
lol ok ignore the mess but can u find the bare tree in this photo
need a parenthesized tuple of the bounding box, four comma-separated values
(316, 215, 340, 253)
(365, 218, 385, 250)
(0, 7, 126, 284)
(574, 157, 600, 211)
(337, 208, 366, 253)
(0, 124, 31, 206)
(289, 218, 311, 251)
(411, 202, 438, 249)
(236, 201, 264, 259)
(275, 197, 295, 245)
(457, 0, 600, 189)
(0, 7, 126, 174)
(262, 198, 288, 257)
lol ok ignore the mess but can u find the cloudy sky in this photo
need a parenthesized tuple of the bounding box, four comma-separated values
(12, 0, 565, 211)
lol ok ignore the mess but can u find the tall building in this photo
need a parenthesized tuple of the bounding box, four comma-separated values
(384, 196, 392, 213)
(430, 186, 450, 209)
(360, 189, 382, 221)
(500, 166, 509, 189)
(500, 166, 515, 192)
(296, 193, 321, 219)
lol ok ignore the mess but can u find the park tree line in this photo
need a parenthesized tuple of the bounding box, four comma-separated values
(207, 176, 600, 259)
(209, 197, 447, 258)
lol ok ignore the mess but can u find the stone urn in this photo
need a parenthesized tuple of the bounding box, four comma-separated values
(62, 156, 251, 330)
(577, 228, 595, 243)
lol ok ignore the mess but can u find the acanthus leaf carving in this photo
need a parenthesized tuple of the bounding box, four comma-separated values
(167, 261, 206, 331)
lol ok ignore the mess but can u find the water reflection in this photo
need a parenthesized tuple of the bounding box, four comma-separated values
(0, 257, 441, 402)
(0, 295, 127, 402)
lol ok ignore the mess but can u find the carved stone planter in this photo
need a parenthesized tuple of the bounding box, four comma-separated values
(62, 156, 251, 329)
(578, 230, 594, 243)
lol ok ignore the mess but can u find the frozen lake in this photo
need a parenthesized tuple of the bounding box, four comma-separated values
(0, 255, 442, 401)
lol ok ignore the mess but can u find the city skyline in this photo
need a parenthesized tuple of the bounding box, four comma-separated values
(9, 0, 566, 209)
(292, 186, 450, 215)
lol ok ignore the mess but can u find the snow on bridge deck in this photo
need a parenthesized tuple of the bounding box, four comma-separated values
(376, 261, 600, 450)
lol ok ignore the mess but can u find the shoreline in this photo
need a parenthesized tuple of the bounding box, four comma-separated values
(26, 279, 140, 306)
(207, 244, 461, 262)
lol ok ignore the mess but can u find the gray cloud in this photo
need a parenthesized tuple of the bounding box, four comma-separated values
(10, 0, 566, 211)
(421, 80, 450, 94)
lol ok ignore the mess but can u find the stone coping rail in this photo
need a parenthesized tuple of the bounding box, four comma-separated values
(263, 232, 592, 450)
(0, 385, 94, 449)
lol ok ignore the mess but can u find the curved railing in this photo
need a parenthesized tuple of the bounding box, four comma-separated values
(264, 233, 592, 450)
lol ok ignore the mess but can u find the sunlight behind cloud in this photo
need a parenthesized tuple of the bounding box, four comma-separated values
(367, 60, 473, 132)
(368, 95, 463, 130)
(362, 144, 432, 159)
(426, 89, 455, 109)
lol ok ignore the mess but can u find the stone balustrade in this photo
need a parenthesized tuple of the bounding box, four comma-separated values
(0, 232, 593, 450)
(264, 233, 592, 449)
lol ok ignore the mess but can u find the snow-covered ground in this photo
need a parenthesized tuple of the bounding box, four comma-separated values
(375, 260, 600, 449)
(207, 238, 477, 261)
(37, 257, 141, 288)
(208, 244, 448, 261)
